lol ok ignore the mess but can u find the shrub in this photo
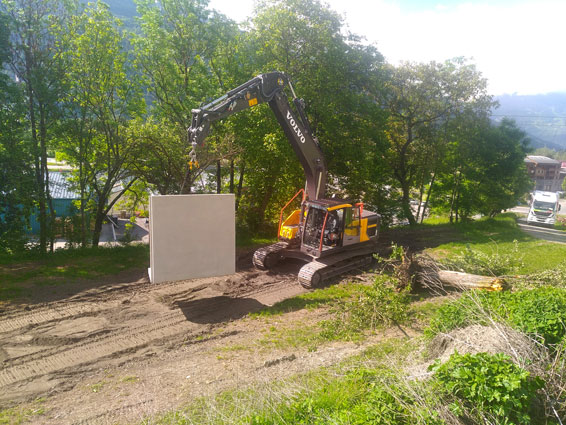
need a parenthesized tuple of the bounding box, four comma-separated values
(430, 352, 544, 425)
(426, 288, 566, 347)
(320, 275, 411, 339)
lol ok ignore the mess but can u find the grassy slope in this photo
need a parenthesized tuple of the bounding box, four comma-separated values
(427, 213, 566, 273)
(0, 245, 149, 301)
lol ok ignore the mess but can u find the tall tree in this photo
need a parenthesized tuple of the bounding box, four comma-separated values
(0, 11, 35, 253)
(3, 0, 70, 252)
(132, 0, 237, 194)
(58, 2, 145, 246)
(235, 0, 388, 228)
(383, 58, 494, 225)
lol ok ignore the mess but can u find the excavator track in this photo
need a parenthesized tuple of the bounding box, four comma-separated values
(252, 242, 289, 269)
(298, 253, 374, 289)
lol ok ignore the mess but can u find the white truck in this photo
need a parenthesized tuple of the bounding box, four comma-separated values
(527, 191, 561, 227)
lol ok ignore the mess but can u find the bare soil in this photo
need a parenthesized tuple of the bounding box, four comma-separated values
(0, 250, 399, 424)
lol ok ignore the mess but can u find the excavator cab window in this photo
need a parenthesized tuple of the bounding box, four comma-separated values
(323, 209, 343, 247)
(303, 207, 325, 248)
(344, 207, 360, 236)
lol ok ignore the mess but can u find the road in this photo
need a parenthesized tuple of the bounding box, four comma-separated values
(507, 198, 566, 243)
(516, 219, 566, 244)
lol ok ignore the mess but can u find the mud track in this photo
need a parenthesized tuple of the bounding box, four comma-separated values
(0, 253, 313, 423)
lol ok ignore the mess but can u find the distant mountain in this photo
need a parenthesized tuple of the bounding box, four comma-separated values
(105, 0, 137, 18)
(493, 93, 566, 150)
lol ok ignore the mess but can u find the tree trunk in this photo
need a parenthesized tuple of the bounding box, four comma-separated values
(91, 203, 105, 247)
(401, 182, 416, 226)
(229, 159, 234, 194)
(216, 160, 221, 194)
(437, 270, 506, 291)
(39, 105, 55, 253)
(235, 162, 245, 212)
(24, 58, 47, 253)
(420, 172, 436, 224)
(449, 170, 461, 224)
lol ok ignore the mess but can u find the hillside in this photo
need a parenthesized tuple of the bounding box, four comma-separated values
(494, 92, 566, 150)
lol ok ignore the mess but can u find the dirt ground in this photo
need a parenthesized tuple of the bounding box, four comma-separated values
(0, 226, 466, 424)
(0, 248, 407, 425)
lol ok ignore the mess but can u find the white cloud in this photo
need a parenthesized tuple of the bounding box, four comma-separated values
(209, 0, 566, 95)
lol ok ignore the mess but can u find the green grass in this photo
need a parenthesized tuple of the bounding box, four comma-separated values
(144, 338, 419, 425)
(250, 282, 368, 317)
(236, 227, 277, 248)
(0, 399, 45, 425)
(0, 245, 149, 301)
(428, 213, 566, 274)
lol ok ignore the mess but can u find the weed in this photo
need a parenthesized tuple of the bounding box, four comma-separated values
(425, 288, 566, 347)
(430, 352, 544, 425)
(88, 380, 106, 393)
(320, 275, 411, 340)
(440, 240, 524, 276)
(121, 376, 139, 383)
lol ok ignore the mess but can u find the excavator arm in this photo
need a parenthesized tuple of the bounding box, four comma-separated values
(188, 72, 327, 200)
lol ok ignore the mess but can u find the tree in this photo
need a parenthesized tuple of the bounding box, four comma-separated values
(0, 11, 35, 253)
(383, 59, 494, 225)
(132, 0, 238, 194)
(3, 0, 71, 252)
(233, 0, 389, 228)
(58, 2, 145, 246)
(432, 118, 532, 220)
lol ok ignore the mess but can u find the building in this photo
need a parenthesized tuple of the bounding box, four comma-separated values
(524, 155, 565, 192)
(29, 169, 81, 234)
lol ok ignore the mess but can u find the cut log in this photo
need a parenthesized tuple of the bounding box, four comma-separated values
(437, 270, 506, 291)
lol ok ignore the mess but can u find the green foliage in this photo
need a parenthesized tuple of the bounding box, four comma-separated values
(430, 352, 544, 425)
(383, 58, 495, 225)
(321, 275, 411, 339)
(521, 261, 566, 289)
(0, 9, 35, 253)
(245, 368, 442, 425)
(441, 240, 524, 276)
(426, 288, 566, 347)
(504, 289, 566, 346)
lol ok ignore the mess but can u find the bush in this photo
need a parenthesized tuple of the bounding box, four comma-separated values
(430, 352, 544, 425)
(320, 275, 411, 339)
(425, 288, 566, 347)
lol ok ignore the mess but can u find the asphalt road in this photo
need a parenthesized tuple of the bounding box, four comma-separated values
(516, 219, 566, 244)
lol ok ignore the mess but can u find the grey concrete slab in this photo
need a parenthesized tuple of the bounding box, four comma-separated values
(149, 194, 235, 283)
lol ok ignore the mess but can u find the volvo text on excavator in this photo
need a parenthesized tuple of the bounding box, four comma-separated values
(188, 72, 380, 288)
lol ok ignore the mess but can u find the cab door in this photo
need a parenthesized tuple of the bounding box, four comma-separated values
(342, 206, 361, 246)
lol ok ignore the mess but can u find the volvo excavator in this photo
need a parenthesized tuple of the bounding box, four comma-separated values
(188, 72, 380, 288)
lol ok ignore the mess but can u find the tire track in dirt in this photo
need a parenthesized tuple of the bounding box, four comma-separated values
(0, 311, 192, 389)
(0, 302, 121, 334)
(0, 275, 303, 404)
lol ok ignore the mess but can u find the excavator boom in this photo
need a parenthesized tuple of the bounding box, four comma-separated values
(188, 72, 327, 200)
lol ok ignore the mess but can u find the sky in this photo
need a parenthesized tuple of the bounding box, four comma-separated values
(207, 0, 566, 96)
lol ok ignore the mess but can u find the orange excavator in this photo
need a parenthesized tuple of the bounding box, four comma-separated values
(188, 72, 380, 288)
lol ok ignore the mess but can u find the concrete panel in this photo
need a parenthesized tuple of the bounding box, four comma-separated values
(149, 194, 235, 283)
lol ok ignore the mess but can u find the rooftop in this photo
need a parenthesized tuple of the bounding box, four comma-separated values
(49, 171, 80, 199)
(525, 155, 561, 165)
